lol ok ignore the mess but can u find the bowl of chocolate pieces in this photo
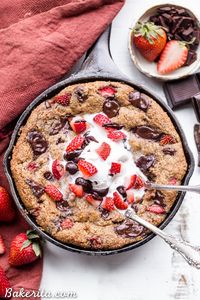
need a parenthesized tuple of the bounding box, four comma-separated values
(129, 4, 200, 80)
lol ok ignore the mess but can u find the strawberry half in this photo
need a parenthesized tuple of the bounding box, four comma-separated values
(126, 190, 135, 204)
(69, 183, 84, 198)
(61, 218, 74, 229)
(96, 142, 111, 160)
(113, 192, 128, 210)
(70, 120, 87, 134)
(159, 134, 176, 146)
(93, 113, 111, 127)
(0, 266, 11, 299)
(107, 130, 126, 141)
(146, 204, 165, 214)
(101, 197, 115, 212)
(98, 86, 116, 97)
(0, 235, 6, 255)
(126, 175, 144, 190)
(110, 162, 121, 174)
(78, 160, 98, 177)
(54, 93, 71, 106)
(85, 195, 99, 207)
(66, 135, 84, 152)
(45, 185, 63, 201)
(52, 159, 65, 180)
(157, 40, 188, 75)
(0, 186, 15, 223)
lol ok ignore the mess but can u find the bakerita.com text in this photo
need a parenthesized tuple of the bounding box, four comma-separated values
(5, 288, 78, 299)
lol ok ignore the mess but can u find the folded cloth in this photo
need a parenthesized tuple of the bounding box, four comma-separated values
(0, 0, 124, 297)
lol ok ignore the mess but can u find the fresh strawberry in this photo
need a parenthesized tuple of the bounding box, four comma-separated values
(85, 195, 99, 207)
(157, 40, 188, 74)
(93, 113, 111, 127)
(69, 183, 84, 198)
(113, 192, 128, 210)
(146, 204, 165, 214)
(52, 159, 65, 180)
(0, 235, 6, 255)
(110, 162, 121, 174)
(126, 190, 135, 204)
(98, 86, 116, 97)
(101, 197, 115, 212)
(0, 266, 11, 299)
(66, 135, 84, 152)
(54, 93, 71, 106)
(96, 142, 111, 160)
(45, 185, 63, 201)
(0, 187, 15, 223)
(126, 175, 144, 190)
(107, 130, 126, 141)
(132, 22, 167, 62)
(78, 160, 98, 177)
(159, 134, 176, 146)
(70, 119, 87, 134)
(9, 230, 41, 267)
(27, 162, 39, 172)
(61, 218, 74, 229)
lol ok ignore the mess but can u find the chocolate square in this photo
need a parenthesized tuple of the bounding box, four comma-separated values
(192, 92, 200, 122)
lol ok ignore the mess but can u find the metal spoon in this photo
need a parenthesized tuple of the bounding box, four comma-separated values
(145, 182, 200, 194)
(125, 209, 200, 269)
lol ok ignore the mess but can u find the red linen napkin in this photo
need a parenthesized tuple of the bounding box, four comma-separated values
(0, 0, 124, 297)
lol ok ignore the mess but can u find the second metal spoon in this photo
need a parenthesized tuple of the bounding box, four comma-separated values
(146, 182, 200, 194)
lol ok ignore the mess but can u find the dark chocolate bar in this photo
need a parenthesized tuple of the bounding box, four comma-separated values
(192, 92, 200, 122)
(163, 75, 200, 109)
(194, 124, 200, 167)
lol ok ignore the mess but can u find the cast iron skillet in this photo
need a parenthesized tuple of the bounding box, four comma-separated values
(4, 27, 194, 256)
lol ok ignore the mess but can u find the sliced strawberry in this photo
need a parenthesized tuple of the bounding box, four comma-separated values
(27, 162, 39, 172)
(54, 93, 71, 106)
(69, 183, 84, 198)
(66, 135, 84, 152)
(146, 204, 165, 214)
(96, 142, 111, 160)
(52, 159, 65, 180)
(0, 235, 6, 255)
(98, 86, 116, 97)
(168, 177, 177, 185)
(126, 190, 135, 204)
(126, 175, 144, 190)
(61, 218, 74, 229)
(107, 130, 126, 141)
(85, 195, 99, 207)
(157, 40, 188, 75)
(159, 134, 176, 146)
(70, 120, 87, 134)
(110, 162, 121, 174)
(93, 113, 111, 127)
(113, 192, 128, 210)
(45, 185, 63, 201)
(78, 160, 98, 177)
(101, 197, 115, 212)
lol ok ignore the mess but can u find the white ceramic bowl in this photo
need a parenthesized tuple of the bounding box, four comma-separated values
(129, 4, 200, 81)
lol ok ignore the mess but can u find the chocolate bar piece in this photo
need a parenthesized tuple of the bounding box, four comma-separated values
(163, 75, 200, 109)
(192, 93, 200, 122)
(194, 124, 200, 167)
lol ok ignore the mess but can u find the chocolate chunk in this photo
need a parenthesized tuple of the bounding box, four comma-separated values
(103, 99, 120, 118)
(75, 177, 93, 193)
(27, 129, 48, 156)
(162, 147, 176, 156)
(102, 122, 123, 130)
(26, 179, 44, 198)
(136, 155, 155, 172)
(163, 75, 200, 109)
(74, 86, 87, 103)
(99, 207, 110, 219)
(194, 124, 200, 167)
(193, 93, 200, 122)
(49, 118, 68, 136)
(56, 137, 65, 145)
(129, 91, 151, 112)
(185, 50, 197, 66)
(56, 200, 71, 213)
(158, 6, 172, 13)
(115, 219, 144, 238)
(66, 161, 78, 175)
(132, 125, 162, 141)
(116, 186, 127, 198)
(181, 27, 194, 40)
(64, 149, 82, 161)
(92, 187, 109, 197)
(154, 191, 166, 207)
(43, 171, 54, 181)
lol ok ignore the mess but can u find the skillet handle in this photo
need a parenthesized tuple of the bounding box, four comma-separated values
(79, 25, 123, 77)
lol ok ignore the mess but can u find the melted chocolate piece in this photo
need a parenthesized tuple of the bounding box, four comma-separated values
(26, 179, 44, 198)
(43, 171, 54, 181)
(92, 187, 109, 197)
(162, 147, 176, 156)
(64, 149, 82, 161)
(103, 99, 120, 118)
(129, 92, 151, 112)
(136, 155, 155, 173)
(74, 86, 87, 103)
(66, 161, 78, 175)
(115, 219, 144, 238)
(75, 177, 93, 193)
(56, 200, 71, 213)
(49, 118, 68, 136)
(154, 191, 166, 207)
(56, 137, 65, 145)
(132, 126, 162, 141)
(116, 186, 127, 198)
(27, 129, 48, 156)
(102, 122, 123, 130)
(99, 207, 109, 219)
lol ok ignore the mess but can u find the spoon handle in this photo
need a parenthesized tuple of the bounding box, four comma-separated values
(125, 209, 200, 269)
(146, 182, 200, 194)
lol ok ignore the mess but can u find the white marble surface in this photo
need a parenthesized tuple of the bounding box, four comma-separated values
(40, 1, 200, 299)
